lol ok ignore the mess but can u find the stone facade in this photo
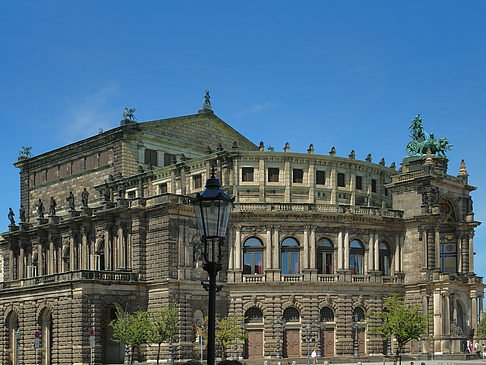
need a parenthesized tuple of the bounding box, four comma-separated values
(0, 109, 483, 364)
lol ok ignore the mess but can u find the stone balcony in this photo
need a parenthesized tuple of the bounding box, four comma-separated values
(239, 272, 404, 285)
(0, 269, 140, 290)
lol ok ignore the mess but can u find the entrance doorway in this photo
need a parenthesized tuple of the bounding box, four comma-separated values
(246, 330, 263, 358)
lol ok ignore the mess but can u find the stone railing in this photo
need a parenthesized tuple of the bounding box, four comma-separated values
(243, 274, 265, 283)
(317, 274, 337, 282)
(234, 203, 403, 218)
(281, 274, 303, 282)
(0, 270, 139, 290)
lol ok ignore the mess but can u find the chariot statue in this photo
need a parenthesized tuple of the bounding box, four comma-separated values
(19, 146, 32, 158)
(123, 107, 137, 121)
(406, 115, 452, 156)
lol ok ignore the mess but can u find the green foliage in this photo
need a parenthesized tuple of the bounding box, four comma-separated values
(216, 315, 248, 359)
(194, 315, 248, 359)
(148, 305, 181, 364)
(368, 295, 431, 364)
(478, 312, 486, 338)
(110, 307, 151, 365)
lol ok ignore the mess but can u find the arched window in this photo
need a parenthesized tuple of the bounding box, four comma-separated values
(281, 238, 300, 275)
(317, 238, 334, 274)
(243, 238, 264, 275)
(320, 307, 334, 322)
(379, 242, 392, 276)
(245, 308, 263, 323)
(283, 307, 300, 323)
(40, 309, 52, 365)
(7, 312, 19, 365)
(352, 307, 365, 322)
(349, 240, 364, 275)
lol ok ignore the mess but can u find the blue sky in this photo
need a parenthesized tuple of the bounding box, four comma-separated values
(1, 1, 485, 275)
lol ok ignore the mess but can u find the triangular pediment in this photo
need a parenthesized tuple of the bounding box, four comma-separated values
(139, 111, 258, 152)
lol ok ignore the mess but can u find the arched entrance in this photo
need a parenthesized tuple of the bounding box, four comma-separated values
(283, 307, 300, 358)
(244, 308, 263, 359)
(352, 307, 366, 356)
(320, 307, 335, 357)
(103, 304, 124, 364)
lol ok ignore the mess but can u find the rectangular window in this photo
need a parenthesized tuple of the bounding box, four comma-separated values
(316, 171, 326, 185)
(164, 153, 175, 166)
(127, 190, 136, 199)
(99, 150, 110, 166)
(337, 173, 345, 187)
(268, 168, 279, 183)
(145, 149, 158, 166)
(85, 155, 96, 170)
(372, 179, 377, 193)
(59, 163, 71, 178)
(356, 176, 363, 190)
(46, 167, 57, 182)
(293, 169, 303, 183)
(242, 167, 254, 182)
(385, 188, 389, 196)
(158, 183, 167, 194)
(193, 174, 202, 189)
(35, 171, 46, 185)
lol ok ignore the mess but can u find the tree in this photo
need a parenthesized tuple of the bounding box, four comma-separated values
(215, 315, 248, 359)
(194, 315, 248, 359)
(148, 305, 180, 364)
(368, 295, 431, 365)
(478, 312, 486, 338)
(110, 307, 151, 365)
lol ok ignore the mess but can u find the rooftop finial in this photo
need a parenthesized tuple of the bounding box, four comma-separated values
(202, 90, 212, 110)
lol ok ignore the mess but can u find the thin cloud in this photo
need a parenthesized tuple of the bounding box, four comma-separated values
(234, 101, 276, 118)
(350, 59, 390, 73)
(61, 83, 120, 142)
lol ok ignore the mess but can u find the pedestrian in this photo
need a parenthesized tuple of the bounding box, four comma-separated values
(410, 361, 414, 365)
(482, 344, 486, 358)
(311, 349, 317, 364)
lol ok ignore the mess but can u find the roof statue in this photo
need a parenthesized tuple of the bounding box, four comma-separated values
(406, 114, 452, 156)
(123, 107, 137, 121)
(202, 90, 212, 110)
(19, 146, 32, 158)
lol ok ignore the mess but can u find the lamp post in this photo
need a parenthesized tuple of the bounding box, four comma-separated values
(352, 313, 359, 358)
(316, 319, 323, 359)
(304, 324, 312, 365)
(193, 167, 233, 365)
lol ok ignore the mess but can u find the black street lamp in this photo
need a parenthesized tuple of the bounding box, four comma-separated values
(193, 168, 233, 365)
(352, 313, 360, 358)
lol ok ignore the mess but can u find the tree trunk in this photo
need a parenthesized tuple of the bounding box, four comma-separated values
(157, 342, 161, 364)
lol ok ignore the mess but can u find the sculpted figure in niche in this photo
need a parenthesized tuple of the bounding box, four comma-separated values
(118, 181, 126, 199)
(66, 191, 75, 210)
(103, 183, 111, 202)
(81, 188, 89, 207)
(19, 205, 26, 222)
(36, 198, 44, 218)
(8, 208, 15, 225)
(49, 197, 57, 216)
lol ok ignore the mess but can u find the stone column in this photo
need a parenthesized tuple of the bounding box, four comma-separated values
(435, 227, 440, 270)
(368, 234, 374, 272)
(258, 158, 265, 201)
(400, 235, 404, 272)
(273, 227, 280, 280)
(469, 233, 474, 274)
(433, 290, 442, 353)
(471, 291, 478, 334)
(309, 227, 316, 269)
(228, 229, 234, 271)
(457, 236, 462, 273)
(330, 167, 336, 204)
(38, 244, 43, 276)
(266, 227, 272, 270)
(234, 227, 241, 271)
(284, 160, 290, 202)
(337, 231, 343, 270)
(480, 297, 484, 322)
(427, 229, 435, 270)
(308, 163, 315, 203)
(19, 244, 24, 279)
(82, 228, 88, 270)
(374, 232, 379, 271)
(303, 227, 309, 270)
(70, 234, 77, 270)
(104, 230, 110, 270)
(461, 233, 469, 273)
(118, 225, 125, 269)
(49, 239, 54, 274)
(344, 231, 350, 269)
(394, 234, 400, 273)
(9, 249, 14, 280)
